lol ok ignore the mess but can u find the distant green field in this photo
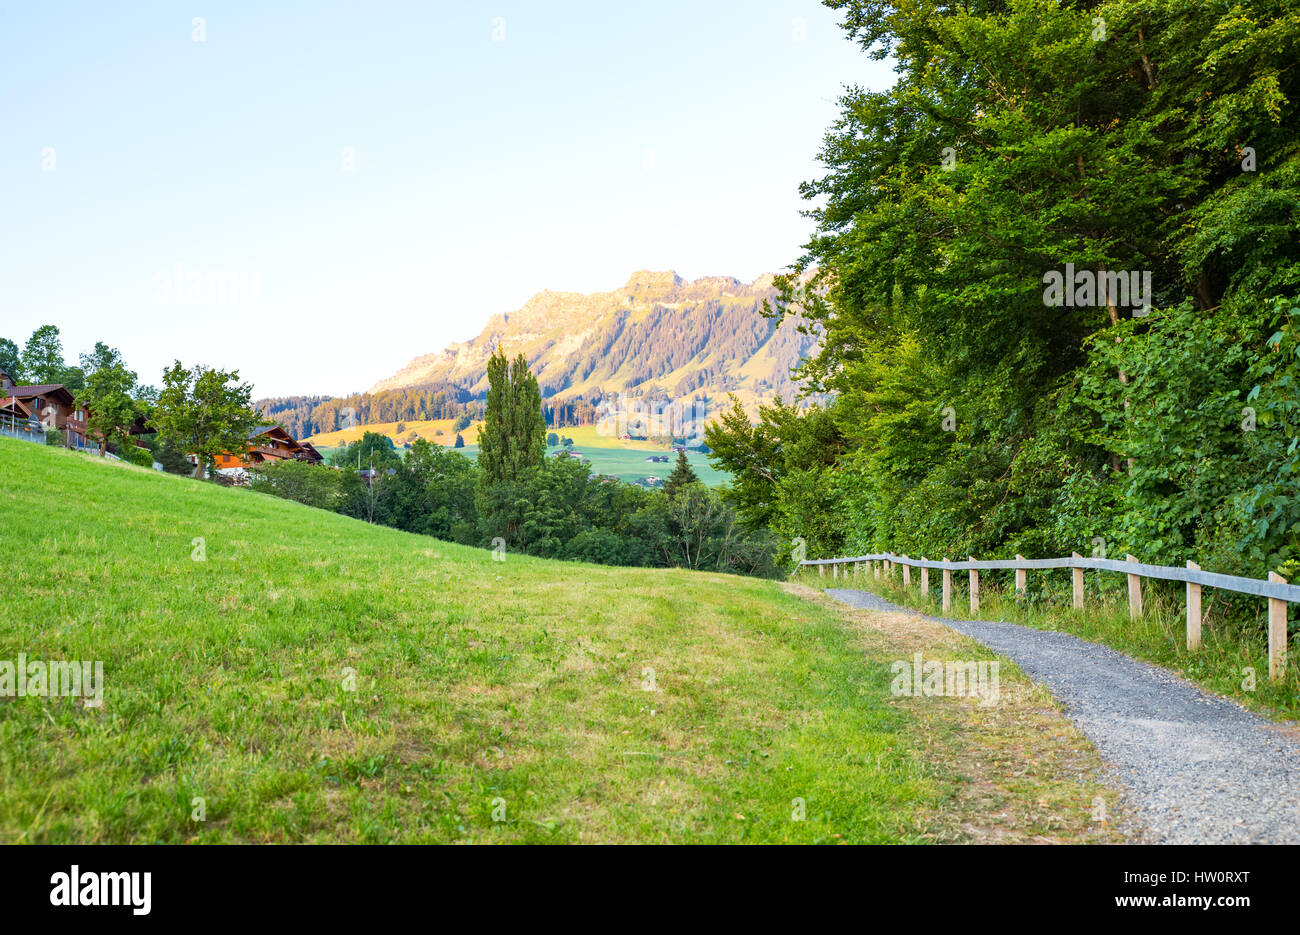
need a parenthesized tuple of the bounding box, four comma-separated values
(316, 442, 728, 488)
(461, 444, 726, 488)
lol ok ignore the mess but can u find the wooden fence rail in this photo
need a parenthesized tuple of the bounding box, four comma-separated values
(802, 552, 1296, 681)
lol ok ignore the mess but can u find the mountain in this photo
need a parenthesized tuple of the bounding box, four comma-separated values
(370, 270, 819, 407)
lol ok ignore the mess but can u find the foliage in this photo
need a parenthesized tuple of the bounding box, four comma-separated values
(77, 353, 138, 455)
(720, 0, 1300, 599)
(477, 347, 545, 490)
(154, 362, 261, 479)
(149, 433, 192, 475)
(334, 431, 400, 469)
(662, 450, 699, 499)
(0, 337, 21, 381)
(251, 458, 342, 510)
(20, 325, 68, 385)
(119, 444, 154, 468)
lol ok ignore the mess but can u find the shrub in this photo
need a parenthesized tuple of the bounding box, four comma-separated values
(120, 444, 154, 467)
(251, 459, 341, 510)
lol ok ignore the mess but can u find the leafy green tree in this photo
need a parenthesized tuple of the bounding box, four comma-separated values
(453, 433, 465, 448)
(547, 432, 559, 447)
(154, 362, 260, 478)
(78, 359, 139, 455)
(515, 456, 592, 556)
(744, 0, 1300, 570)
(477, 347, 545, 487)
(150, 433, 192, 475)
(58, 367, 85, 393)
(0, 338, 22, 381)
(21, 325, 67, 385)
(563, 527, 640, 566)
(119, 443, 154, 467)
(405, 439, 479, 542)
(706, 395, 845, 555)
(339, 431, 400, 469)
(251, 459, 341, 510)
(79, 342, 125, 376)
(476, 348, 546, 543)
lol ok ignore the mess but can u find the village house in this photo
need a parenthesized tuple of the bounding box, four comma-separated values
(0, 368, 95, 449)
(210, 424, 324, 481)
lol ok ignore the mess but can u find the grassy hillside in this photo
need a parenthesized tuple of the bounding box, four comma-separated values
(305, 417, 483, 449)
(0, 438, 1121, 843)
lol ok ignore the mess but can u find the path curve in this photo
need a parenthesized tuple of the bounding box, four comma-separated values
(826, 587, 1300, 844)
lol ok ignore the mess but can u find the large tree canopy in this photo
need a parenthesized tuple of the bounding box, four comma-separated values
(154, 362, 261, 478)
(713, 0, 1300, 579)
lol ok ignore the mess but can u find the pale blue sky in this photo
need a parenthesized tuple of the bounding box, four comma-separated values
(1, 1, 891, 397)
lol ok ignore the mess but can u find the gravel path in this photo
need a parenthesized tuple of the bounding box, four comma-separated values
(827, 587, 1300, 844)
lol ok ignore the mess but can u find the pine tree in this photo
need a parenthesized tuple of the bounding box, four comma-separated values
(663, 450, 698, 499)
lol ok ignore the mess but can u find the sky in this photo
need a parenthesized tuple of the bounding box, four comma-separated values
(1, 1, 893, 398)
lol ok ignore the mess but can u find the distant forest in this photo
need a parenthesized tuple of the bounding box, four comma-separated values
(256, 382, 676, 440)
(257, 383, 482, 440)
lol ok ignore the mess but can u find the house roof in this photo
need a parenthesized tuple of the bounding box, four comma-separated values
(7, 384, 76, 405)
(1, 396, 32, 416)
(249, 424, 294, 441)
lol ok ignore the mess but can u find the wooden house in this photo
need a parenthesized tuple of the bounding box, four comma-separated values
(214, 424, 323, 475)
(0, 368, 93, 447)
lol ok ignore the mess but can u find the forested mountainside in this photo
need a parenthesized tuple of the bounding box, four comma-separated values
(371, 270, 820, 404)
(258, 270, 821, 440)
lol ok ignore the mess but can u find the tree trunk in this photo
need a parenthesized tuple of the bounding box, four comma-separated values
(1101, 263, 1134, 473)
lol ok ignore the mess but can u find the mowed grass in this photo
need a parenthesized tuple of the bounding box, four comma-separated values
(0, 438, 1121, 843)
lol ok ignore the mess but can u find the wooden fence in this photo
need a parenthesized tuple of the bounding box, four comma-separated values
(800, 552, 1298, 681)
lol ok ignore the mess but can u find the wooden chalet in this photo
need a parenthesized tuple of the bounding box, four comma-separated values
(214, 424, 324, 473)
(0, 368, 94, 447)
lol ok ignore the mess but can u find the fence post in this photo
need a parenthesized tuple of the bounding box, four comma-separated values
(1186, 560, 1202, 652)
(902, 556, 911, 588)
(818, 563, 824, 578)
(1071, 552, 1084, 610)
(1269, 571, 1288, 681)
(942, 560, 952, 613)
(968, 557, 979, 612)
(1126, 554, 1143, 619)
(873, 560, 880, 581)
(1015, 555, 1026, 596)
(833, 561, 839, 580)
(920, 557, 929, 597)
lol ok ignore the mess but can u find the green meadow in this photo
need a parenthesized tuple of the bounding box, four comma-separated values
(0, 438, 1119, 843)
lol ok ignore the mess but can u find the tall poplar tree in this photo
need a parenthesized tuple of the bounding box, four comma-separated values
(477, 347, 545, 487)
